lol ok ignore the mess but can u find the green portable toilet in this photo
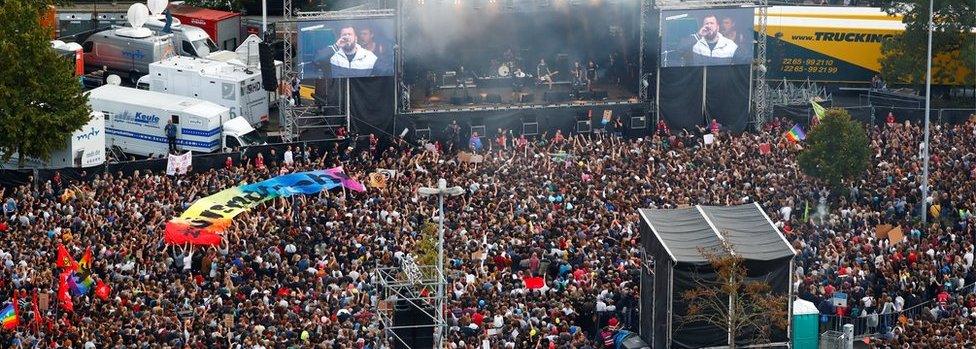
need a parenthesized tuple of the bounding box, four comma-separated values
(793, 298, 820, 349)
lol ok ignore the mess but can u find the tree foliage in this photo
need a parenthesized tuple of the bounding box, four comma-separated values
(0, 0, 91, 167)
(179, 0, 246, 12)
(797, 108, 871, 189)
(416, 220, 439, 266)
(679, 235, 789, 349)
(878, 0, 976, 88)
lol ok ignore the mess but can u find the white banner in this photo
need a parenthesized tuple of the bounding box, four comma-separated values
(166, 151, 192, 175)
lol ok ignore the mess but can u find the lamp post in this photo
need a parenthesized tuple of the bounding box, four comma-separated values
(418, 178, 464, 347)
(921, 0, 934, 225)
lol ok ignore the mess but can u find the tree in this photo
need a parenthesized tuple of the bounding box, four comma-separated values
(416, 220, 439, 266)
(679, 236, 789, 349)
(0, 0, 91, 168)
(179, 0, 245, 12)
(797, 108, 871, 189)
(878, 0, 976, 93)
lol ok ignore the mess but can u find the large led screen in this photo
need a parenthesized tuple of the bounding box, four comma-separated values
(298, 18, 395, 79)
(661, 8, 754, 67)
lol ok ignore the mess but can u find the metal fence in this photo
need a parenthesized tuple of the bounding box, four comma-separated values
(776, 104, 975, 127)
(816, 281, 976, 340)
(819, 330, 846, 349)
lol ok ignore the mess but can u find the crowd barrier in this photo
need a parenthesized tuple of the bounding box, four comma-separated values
(1, 105, 973, 190)
(817, 281, 976, 340)
(0, 137, 356, 190)
(776, 104, 975, 127)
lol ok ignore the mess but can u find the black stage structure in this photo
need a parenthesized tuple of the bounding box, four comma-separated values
(638, 203, 795, 348)
(394, 0, 655, 144)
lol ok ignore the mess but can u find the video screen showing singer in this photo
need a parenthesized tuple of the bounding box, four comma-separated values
(691, 14, 738, 64)
(329, 25, 378, 78)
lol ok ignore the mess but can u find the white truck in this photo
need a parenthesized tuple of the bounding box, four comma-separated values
(87, 85, 265, 158)
(2, 112, 106, 169)
(138, 56, 269, 126)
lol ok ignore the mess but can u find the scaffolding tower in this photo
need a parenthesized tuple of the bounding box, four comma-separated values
(376, 257, 446, 349)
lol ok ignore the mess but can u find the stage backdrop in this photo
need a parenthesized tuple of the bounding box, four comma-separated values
(298, 18, 396, 79)
(661, 7, 754, 68)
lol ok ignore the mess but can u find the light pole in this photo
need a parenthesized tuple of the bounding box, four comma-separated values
(418, 178, 464, 348)
(921, 0, 934, 225)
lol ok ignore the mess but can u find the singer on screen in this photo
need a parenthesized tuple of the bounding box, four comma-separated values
(329, 25, 378, 77)
(692, 14, 737, 62)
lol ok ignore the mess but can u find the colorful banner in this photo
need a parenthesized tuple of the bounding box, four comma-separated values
(165, 167, 364, 246)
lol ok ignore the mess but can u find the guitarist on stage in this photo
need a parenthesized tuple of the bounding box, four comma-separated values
(536, 58, 555, 90)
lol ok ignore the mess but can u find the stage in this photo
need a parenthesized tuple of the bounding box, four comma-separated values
(407, 78, 638, 114)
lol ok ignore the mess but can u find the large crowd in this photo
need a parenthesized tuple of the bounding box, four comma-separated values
(1, 114, 976, 348)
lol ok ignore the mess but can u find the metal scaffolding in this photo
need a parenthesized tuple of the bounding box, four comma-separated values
(753, 0, 770, 129)
(376, 262, 446, 349)
(276, 7, 396, 141)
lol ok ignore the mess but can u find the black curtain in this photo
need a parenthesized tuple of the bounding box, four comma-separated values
(704, 65, 751, 133)
(671, 262, 728, 349)
(659, 67, 704, 132)
(349, 77, 396, 140)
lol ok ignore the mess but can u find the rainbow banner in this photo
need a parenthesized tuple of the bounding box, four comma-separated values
(165, 167, 364, 246)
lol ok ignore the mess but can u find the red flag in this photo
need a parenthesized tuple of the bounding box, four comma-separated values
(57, 272, 73, 313)
(56, 244, 78, 270)
(164, 221, 223, 247)
(95, 279, 111, 301)
(523, 276, 545, 290)
(31, 291, 41, 332)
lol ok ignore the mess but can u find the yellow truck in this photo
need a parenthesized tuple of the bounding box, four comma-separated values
(760, 6, 971, 85)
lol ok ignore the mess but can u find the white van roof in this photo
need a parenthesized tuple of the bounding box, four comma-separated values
(150, 56, 259, 81)
(88, 84, 229, 117)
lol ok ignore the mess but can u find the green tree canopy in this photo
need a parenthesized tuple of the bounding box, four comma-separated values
(797, 108, 871, 189)
(878, 0, 976, 90)
(0, 0, 91, 167)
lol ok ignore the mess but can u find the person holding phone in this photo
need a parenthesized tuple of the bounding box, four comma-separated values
(691, 14, 737, 61)
(329, 25, 378, 77)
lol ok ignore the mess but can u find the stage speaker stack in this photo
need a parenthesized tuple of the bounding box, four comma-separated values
(415, 126, 431, 141)
(471, 118, 486, 137)
(576, 114, 592, 133)
(258, 42, 277, 92)
(392, 300, 435, 348)
(522, 115, 539, 136)
(630, 115, 647, 129)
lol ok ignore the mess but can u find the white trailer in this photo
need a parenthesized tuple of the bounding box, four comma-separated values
(3, 112, 106, 169)
(87, 85, 264, 158)
(139, 56, 269, 127)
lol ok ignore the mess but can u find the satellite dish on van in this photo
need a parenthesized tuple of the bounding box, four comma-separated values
(127, 3, 150, 29)
(147, 0, 168, 16)
(117, 3, 153, 38)
(106, 75, 123, 86)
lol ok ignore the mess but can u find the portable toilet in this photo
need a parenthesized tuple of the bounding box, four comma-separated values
(793, 298, 820, 349)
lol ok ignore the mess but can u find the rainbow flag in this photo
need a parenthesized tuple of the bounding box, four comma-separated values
(1, 302, 17, 330)
(785, 124, 806, 143)
(69, 273, 95, 297)
(77, 247, 92, 273)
